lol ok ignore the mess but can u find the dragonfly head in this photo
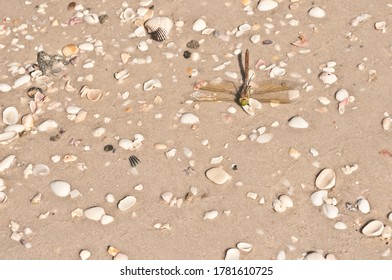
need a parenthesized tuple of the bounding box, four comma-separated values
(239, 97, 249, 106)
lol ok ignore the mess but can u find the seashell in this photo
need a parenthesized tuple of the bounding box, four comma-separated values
(86, 88, 102, 101)
(161, 191, 173, 203)
(62, 44, 79, 56)
(257, 0, 278, 12)
(22, 114, 34, 130)
(362, 220, 384, 237)
(256, 133, 273, 144)
(13, 74, 31, 88)
(32, 164, 50, 176)
(50, 180, 71, 197)
(180, 113, 199, 124)
(114, 69, 129, 80)
(315, 168, 336, 190)
(74, 110, 88, 123)
(382, 117, 391, 131)
(92, 127, 105, 137)
(4, 124, 25, 133)
(113, 253, 128, 260)
(84, 13, 99, 25)
(0, 155, 16, 172)
(321, 204, 339, 219)
(204, 210, 218, 220)
(65, 105, 82, 115)
(250, 34, 261, 44)
(27, 87, 43, 98)
(288, 116, 309, 128)
(272, 199, 286, 212)
(210, 156, 223, 164)
(30, 192, 42, 204)
(335, 88, 349, 101)
(84, 206, 105, 221)
(79, 250, 91, 260)
(334, 221, 347, 230)
(375, 21, 386, 31)
(0, 83, 11, 92)
(0, 131, 17, 145)
(78, 42, 94, 51)
(269, 66, 286, 78)
(144, 17, 173, 41)
(137, 41, 148, 52)
(134, 26, 146, 37)
(118, 195, 137, 211)
(2, 106, 18, 125)
(101, 215, 114, 225)
(356, 198, 370, 214)
(105, 193, 115, 203)
(118, 138, 133, 150)
(319, 72, 337, 84)
(193, 18, 207, 32)
(120, 7, 135, 21)
(279, 195, 293, 208)
(205, 167, 231, 185)
(143, 78, 162, 91)
(225, 248, 240, 260)
(0, 192, 7, 204)
(237, 242, 253, 253)
(310, 190, 328, 206)
(308, 6, 326, 18)
(303, 252, 325, 260)
(37, 119, 58, 132)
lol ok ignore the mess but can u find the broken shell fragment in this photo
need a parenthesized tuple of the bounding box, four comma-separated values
(117, 196, 137, 211)
(143, 78, 162, 91)
(0, 192, 7, 204)
(315, 168, 336, 190)
(0, 155, 16, 172)
(205, 167, 231, 184)
(144, 17, 173, 41)
(237, 242, 253, 253)
(2, 106, 18, 125)
(321, 204, 339, 219)
(362, 220, 384, 237)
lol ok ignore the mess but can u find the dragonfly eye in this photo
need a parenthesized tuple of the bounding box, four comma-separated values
(239, 98, 249, 106)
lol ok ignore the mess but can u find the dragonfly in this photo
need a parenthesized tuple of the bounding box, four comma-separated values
(191, 49, 301, 115)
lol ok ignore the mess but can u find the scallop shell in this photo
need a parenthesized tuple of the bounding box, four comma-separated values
(144, 17, 173, 41)
(2, 106, 19, 125)
(362, 220, 384, 237)
(315, 168, 336, 190)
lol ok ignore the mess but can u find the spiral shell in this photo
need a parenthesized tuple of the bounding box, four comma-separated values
(144, 17, 173, 41)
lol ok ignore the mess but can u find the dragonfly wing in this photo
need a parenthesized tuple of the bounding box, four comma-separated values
(191, 90, 237, 102)
(251, 80, 301, 103)
(198, 80, 239, 93)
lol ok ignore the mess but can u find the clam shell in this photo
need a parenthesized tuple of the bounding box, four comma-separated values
(86, 88, 102, 101)
(193, 18, 207, 32)
(308, 6, 326, 18)
(84, 206, 105, 221)
(0, 131, 18, 144)
(310, 190, 328, 206)
(0, 83, 11, 92)
(13, 74, 31, 88)
(49, 180, 71, 197)
(120, 8, 135, 21)
(237, 242, 253, 253)
(288, 116, 309, 128)
(101, 215, 114, 225)
(0, 155, 16, 172)
(143, 78, 162, 91)
(362, 220, 384, 237)
(204, 210, 218, 220)
(144, 17, 173, 41)
(257, 0, 278, 11)
(37, 119, 58, 132)
(225, 248, 240, 260)
(321, 204, 339, 219)
(84, 13, 99, 25)
(22, 114, 34, 130)
(33, 164, 50, 176)
(5, 124, 25, 133)
(356, 198, 370, 214)
(2, 106, 19, 125)
(180, 113, 199, 124)
(315, 168, 336, 190)
(205, 167, 231, 185)
(118, 195, 137, 211)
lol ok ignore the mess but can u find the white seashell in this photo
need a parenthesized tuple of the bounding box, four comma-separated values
(308, 7, 326, 18)
(250, 34, 260, 44)
(13, 74, 31, 88)
(279, 195, 293, 208)
(137, 41, 148, 52)
(334, 222, 347, 230)
(134, 26, 146, 37)
(22, 114, 34, 130)
(105, 193, 115, 203)
(78, 42, 94, 51)
(315, 168, 336, 190)
(288, 116, 309, 128)
(257, 0, 278, 12)
(2, 107, 18, 125)
(114, 69, 129, 80)
(204, 210, 218, 220)
(92, 127, 105, 137)
(66, 105, 82, 115)
(118, 138, 133, 150)
(144, 17, 173, 41)
(225, 248, 240, 260)
(84, 13, 99, 25)
(33, 164, 50, 176)
(37, 119, 58, 132)
(79, 250, 91, 260)
(86, 88, 102, 101)
(0, 191, 7, 204)
(321, 204, 339, 219)
(256, 133, 273, 144)
(143, 78, 162, 91)
(161, 191, 173, 203)
(4, 124, 25, 133)
(304, 252, 325, 260)
(318, 96, 331, 105)
(273, 199, 286, 212)
(50, 180, 71, 197)
(375, 21, 386, 31)
(269, 66, 286, 78)
(335, 89, 349, 101)
(165, 148, 177, 159)
(210, 156, 223, 164)
(84, 206, 105, 221)
(356, 198, 370, 214)
(118, 196, 137, 211)
(237, 242, 253, 253)
(319, 72, 337, 84)
(249, 98, 262, 109)
(180, 113, 199, 125)
(120, 8, 135, 21)
(30, 192, 42, 204)
(206, 167, 231, 184)
(113, 253, 128, 260)
(0, 83, 11, 92)
(101, 215, 114, 225)
(74, 110, 88, 123)
(310, 190, 328, 206)
(362, 220, 384, 237)
(382, 117, 391, 131)
(0, 155, 16, 172)
(192, 18, 207, 32)
(0, 131, 18, 145)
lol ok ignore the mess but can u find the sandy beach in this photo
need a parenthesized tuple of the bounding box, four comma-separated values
(1, 0, 392, 260)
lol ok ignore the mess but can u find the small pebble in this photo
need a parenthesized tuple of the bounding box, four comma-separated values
(308, 7, 326, 18)
(288, 116, 309, 129)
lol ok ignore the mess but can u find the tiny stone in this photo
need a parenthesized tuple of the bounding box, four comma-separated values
(186, 40, 200, 49)
(104, 145, 114, 152)
(183, 50, 191, 59)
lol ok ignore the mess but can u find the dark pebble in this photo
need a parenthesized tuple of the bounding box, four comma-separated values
(104, 144, 114, 152)
(262, 40, 273, 45)
(183, 50, 191, 59)
(186, 40, 199, 49)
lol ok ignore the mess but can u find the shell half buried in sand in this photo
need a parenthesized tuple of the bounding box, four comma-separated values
(144, 16, 173, 41)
